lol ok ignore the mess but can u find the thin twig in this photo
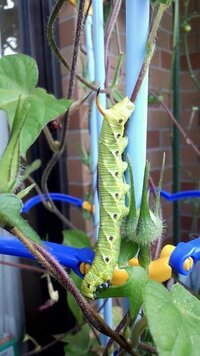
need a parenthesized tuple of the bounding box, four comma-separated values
(41, 0, 89, 228)
(104, 0, 122, 85)
(0, 259, 44, 274)
(150, 91, 200, 158)
(103, 312, 130, 356)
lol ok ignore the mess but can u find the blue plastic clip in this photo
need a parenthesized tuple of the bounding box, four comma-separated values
(0, 234, 94, 278)
(169, 237, 200, 275)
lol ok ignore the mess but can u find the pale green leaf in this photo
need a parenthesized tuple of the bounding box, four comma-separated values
(144, 281, 200, 356)
(62, 229, 90, 249)
(23, 159, 41, 180)
(0, 193, 41, 244)
(17, 183, 35, 199)
(64, 325, 90, 355)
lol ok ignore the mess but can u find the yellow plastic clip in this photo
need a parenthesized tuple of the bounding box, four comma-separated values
(82, 201, 95, 214)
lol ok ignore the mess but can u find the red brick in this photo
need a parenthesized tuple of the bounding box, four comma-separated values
(159, 130, 172, 147)
(66, 130, 90, 157)
(147, 149, 172, 169)
(59, 18, 76, 47)
(68, 105, 89, 130)
(180, 182, 196, 191)
(68, 183, 91, 199)
(160, 10, 172, 32)
(148, 110, 171, 130)
(67, 158, 91, 183)
(180, 146, 198, 164)
(180, 91, 200, 109)
(181, 215, 193, 230)
(147, 130, 160, 148)
(151, 50, 160, 67)
(161, 51, 172, 70)
(157, 29, 172, 51)
(149, 67, 171, 89)
(181, 52, 200, 71)
(59, 1, 76, 22)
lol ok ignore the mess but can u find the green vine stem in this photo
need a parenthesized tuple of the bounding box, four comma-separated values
(41, 0, 88, 228)
(47, 0, 108, 94)
(12, 226, 135, 355)
(43, 126, 59, 153)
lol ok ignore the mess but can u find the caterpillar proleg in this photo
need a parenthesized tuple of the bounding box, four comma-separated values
(81, 96, 134, 299)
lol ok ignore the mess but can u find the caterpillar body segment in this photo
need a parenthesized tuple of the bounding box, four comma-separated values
(81, 97, 134, 299)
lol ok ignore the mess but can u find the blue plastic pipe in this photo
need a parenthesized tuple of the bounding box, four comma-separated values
(22, 193, 83, 213)
(160, 190, 200, 202)
(125, 0, 150, 313)
(126, 0, 150, 208)
(92, 0, 112, 341)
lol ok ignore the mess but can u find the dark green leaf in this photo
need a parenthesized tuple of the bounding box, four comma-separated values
(118, 239, 138, 268)
(62, 229, 90, 249)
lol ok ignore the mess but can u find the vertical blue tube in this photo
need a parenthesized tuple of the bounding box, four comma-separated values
(125, 0, 150, 313)
(126, 0, 150, 208)
(85, 16, 99, 240)
(92, 0, 112, 344)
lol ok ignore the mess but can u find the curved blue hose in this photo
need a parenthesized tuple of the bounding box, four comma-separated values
(22, 193, 84, 213)
(22, 190, 200, 214)
(160, 190, 200, 202)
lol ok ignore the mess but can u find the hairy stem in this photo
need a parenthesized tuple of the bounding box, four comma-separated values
(12, 227, 135, 354)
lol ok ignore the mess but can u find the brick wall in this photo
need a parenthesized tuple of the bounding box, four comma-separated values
(148, 7, 173, 242)
(179, 0, 200, 241)
(58, 2, 200, 243)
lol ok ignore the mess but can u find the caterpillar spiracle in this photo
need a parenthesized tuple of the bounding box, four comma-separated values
(81, 95, 134, 299)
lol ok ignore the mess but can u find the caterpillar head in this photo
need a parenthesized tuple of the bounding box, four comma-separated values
(96, 91, 134, 125)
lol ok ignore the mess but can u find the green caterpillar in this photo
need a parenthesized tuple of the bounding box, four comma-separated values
(81, 95, 134, 299)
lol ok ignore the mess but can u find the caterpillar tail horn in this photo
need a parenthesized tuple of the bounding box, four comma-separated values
(96, 88, 106, 116)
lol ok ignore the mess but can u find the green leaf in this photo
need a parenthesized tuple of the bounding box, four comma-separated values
(64, 325, 91, 355)
(67, 272, 83, 324)
(118, 239, 138, 268)
(0, 54, 71, 157)
(62, 229, 90, 249)
(17, 183, 35, 199)
(144, 281, 200, 356)
(99, 267, 148, 318)
(23, 159, 41, 180)
(0, 193, 41, 244)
